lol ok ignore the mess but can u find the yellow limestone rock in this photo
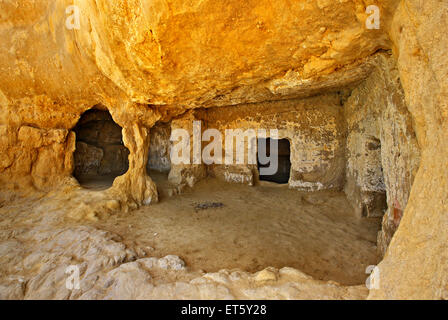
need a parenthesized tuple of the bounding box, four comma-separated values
(0, 0, 446, 300)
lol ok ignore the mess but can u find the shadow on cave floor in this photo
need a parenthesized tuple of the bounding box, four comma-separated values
(75, 174, 118, 191)
(94, 171, 382, 286)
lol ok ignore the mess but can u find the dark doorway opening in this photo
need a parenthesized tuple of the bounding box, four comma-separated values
(73, 109, 129, 190)
(258, 138, 291, 184)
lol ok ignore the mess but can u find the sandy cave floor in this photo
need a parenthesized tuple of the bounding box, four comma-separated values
(90, 172, 381, 286)
(0, 172, 381, 299)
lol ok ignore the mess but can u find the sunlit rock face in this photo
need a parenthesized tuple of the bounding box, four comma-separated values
(0, 0, 392, 108)
(0, 0, 395, 199)
(0, 0, 447, 300)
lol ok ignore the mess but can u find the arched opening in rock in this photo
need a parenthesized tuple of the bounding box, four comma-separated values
(257, 138, 291, 184)
(73, 109, 129, 190)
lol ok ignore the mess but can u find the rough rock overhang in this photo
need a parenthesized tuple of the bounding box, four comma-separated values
(0, 0, 393, 112)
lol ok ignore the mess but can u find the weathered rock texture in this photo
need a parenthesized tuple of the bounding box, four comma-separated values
(74, 109, 129, 178)
(0, 0, 446, 299)
(203, 94, 346, 191)
(0, 124, 76, 192)
(0, 0, 392, 199)
(0, 0, 391, 106)
(344, 54, 420, 256)
(148, 94, 346, 191)
(167, 111, 208, 188)
(147, 123, 171, 173)
(0, 213, 368, 300)
(368, 0, 448, 300)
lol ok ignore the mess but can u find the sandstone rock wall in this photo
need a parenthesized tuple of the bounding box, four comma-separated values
(0, 0, 447, 299)
(203, 95, 346, 191)
(0, 124, 76, 192)
(0, 98, 160, 208)
(344, 54, 421, 256)
(0, 0, 391, 198)
(167, 111, 207, 188)
(148, 123, 171, 173)
(0, 0, 392, 107)
(368, 0, 448, 299)
(154, 94, 346, 191)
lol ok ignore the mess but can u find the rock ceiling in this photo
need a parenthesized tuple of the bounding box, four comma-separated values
(0, 0, 397, 112)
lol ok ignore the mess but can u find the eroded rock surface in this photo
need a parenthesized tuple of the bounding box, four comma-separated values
(0, 193, 368, 300)
(0, 0, 447, 300)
